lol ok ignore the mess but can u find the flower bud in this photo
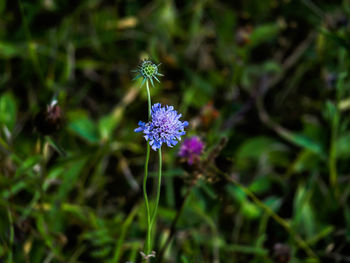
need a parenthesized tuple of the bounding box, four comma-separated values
(34, 101, 63, 135)
(132, 59, 163, 87)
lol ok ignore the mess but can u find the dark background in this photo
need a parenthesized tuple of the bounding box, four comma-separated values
(1, 0, 350, 262)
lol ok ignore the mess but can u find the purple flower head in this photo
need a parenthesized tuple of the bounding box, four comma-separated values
(135, 103, 188, 151)
(178, 136, 204, 165)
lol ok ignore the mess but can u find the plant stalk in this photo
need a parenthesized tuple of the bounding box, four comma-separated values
(143, 80, 152, 255)
(150, 148, 162, 228)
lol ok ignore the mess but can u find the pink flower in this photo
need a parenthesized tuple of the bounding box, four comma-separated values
(178, 137, 204, 165)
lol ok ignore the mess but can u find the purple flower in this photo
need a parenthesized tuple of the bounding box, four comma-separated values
(135, 103, 188, 151)
(178, 137, 204, 165)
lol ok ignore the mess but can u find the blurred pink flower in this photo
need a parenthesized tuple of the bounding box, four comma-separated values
(178, 137, 204, 165)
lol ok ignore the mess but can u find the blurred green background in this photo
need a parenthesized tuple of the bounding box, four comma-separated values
(1, 0, 350, 262)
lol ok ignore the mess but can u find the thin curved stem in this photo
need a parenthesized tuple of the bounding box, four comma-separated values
(143, 143, 151, 254)
(143, 80, 152, 255)
(150, 148, 162, 227)
(143, 81, 163, 257)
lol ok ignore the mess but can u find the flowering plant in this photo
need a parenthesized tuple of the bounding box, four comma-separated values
(133, 59, 187, 260)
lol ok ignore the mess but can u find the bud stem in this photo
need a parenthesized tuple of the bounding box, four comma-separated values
(143, 80, 152, 256)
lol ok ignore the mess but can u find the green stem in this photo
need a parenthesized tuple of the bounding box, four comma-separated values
(329, 121, 338, 189)
(7, 206, 14, 263)
(150, 148, 162, 227)
(143, 80, 152, 255)
(143, 144, 151, 254)
(143, 81, 163, 257)
(146, 81, 151, 119)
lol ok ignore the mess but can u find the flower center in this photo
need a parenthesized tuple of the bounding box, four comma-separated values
(141, 61, 157, 78)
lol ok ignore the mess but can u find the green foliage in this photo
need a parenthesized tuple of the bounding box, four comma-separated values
(1, 0, 350, 262)
(0, 93, 16, 131)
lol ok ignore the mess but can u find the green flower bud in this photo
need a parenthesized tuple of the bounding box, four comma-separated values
(132, 59, 163, 88)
